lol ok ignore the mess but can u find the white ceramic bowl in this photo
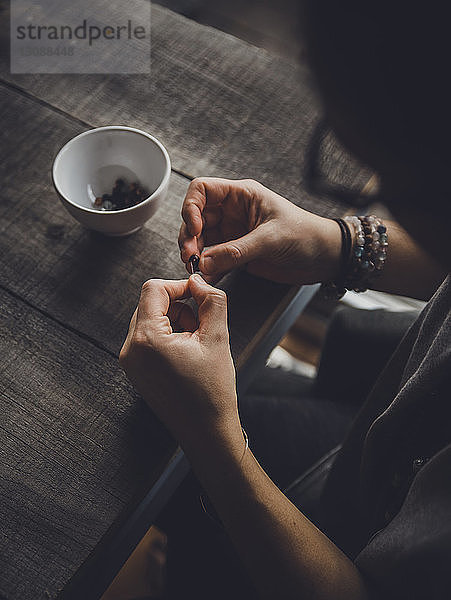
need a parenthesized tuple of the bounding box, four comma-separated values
(52, 126, 171, 236)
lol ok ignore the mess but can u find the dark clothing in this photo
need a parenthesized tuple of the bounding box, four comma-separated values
(315, 306, 422, 407)
(238, 370, 354, 490)
(160, 276, 451, 599)
(240, 305, 419, 492)
(321, 275, 451, 598)
(159, 370, 354, 599)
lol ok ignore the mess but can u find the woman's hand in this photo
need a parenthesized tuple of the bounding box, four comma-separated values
(178, 177, 342, 285)
(119, 275, 243, 453)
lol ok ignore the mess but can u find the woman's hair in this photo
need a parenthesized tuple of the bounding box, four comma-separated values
(299, 0, 451, 186)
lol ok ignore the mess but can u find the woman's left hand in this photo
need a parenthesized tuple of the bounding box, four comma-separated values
(119, 274, 242, 450)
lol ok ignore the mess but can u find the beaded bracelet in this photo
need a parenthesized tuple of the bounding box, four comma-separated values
(321, 215, 388, 299)
(344, 215, 388, 292)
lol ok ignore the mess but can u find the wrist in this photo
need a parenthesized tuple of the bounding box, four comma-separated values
(316, 217, 343, 283)
(181, 414, 246, 479)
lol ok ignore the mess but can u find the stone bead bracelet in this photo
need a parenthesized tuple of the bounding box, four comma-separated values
(321, 215, 388, 299)
(344, 215, 388, 292)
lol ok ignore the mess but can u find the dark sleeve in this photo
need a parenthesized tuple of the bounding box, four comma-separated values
(315, 307, 419, 406)
(355, 444, 451, 600)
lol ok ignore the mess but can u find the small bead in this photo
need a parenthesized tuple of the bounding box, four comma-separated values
(357, 235, 365, 246)
(189, 254, 201, 274)
(377, 224, 387, 234)
(372, 241, 381, 251)
(354, 246, 364, 258)
(379, 233, 388, 244)
(412, 457, 428, 474)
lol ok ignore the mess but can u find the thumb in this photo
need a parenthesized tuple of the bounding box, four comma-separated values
(188, 274, 229, 341)
(199, 228, 266, 276)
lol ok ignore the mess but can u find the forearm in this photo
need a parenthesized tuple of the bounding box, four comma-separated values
(182, 425, 369, 600)
(368, 220, 446, 300)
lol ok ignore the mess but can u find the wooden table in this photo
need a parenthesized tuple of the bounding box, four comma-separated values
(0, 4, 369, 599)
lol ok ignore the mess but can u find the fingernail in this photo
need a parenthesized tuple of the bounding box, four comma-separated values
(191, 273, 205, 283)
(201, 256, 214, 274)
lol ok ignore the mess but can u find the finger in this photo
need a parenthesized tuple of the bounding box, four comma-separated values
(181, 177, 254, 237)
(178, 223, 205, 263)
(138, 279, 190, 321)
(199, 227, 267, 276)
(202, 227, 224, 248)
(128, 307, 138, 335)
(167, 301, 198, 333)
(181, 179, 209, 237)
(178, 222, 226, 267)
(188, 274, 228, 340)
(119, 308, 138, 363)
(200, 270, 228, 285)
(202, 206, 222, 229)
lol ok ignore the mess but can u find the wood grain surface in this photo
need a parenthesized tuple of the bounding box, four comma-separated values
(0, 286, 175, 599)
(0, 82, 303, 600)
(0, 3, 371, 217)
(0, 83, 297, 365)
(0, 4, 372, 598)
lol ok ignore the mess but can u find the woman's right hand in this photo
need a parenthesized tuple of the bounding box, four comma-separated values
(178, 177, 342, 285)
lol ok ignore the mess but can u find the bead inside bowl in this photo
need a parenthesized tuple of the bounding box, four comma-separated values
(52, 126, 171, 235)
